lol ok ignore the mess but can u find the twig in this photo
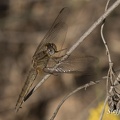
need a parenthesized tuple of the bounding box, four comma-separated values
(99, 0, 112, 119)
(24, 0, 120, 101)
(101, 0, 113, 85)
(100, 0, 120, 118)
(99, 96, 109, 120)
(49, 81, 99, 120)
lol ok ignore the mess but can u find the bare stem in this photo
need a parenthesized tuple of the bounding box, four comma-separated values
(49, 81, 99, 120)
(99, 97, 109, 120)
(100, 0, 120, 119)
(99, 0, 112, 119)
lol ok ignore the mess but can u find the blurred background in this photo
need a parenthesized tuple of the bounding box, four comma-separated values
(0, 0, 120, 120)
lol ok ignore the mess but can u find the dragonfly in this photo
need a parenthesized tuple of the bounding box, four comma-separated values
(15, 7, 97, 112)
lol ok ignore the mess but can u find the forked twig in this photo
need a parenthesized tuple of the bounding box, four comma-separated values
(49, 81, 99, 120)
(99, 0, 112, 119)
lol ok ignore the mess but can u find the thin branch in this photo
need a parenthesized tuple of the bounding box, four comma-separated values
(100, 0, 112, 119)
(100, 0, 114, 87)
(49, 81, 99, 120)
(24, 0, 120, 101)
(49, 76, 110, 120)
(66, 0, 120, 55)
(99, 0, 120, 118)
(99, 96, 109, 120)
(100, 0, 112, 63)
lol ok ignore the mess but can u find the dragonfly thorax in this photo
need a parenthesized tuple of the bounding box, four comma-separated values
(32, 43, 57, 69)
(45, 43, 57, 56)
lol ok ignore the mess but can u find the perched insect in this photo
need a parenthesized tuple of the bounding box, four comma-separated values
(15, 7, 97, 112)
(15, 7, 69, 112)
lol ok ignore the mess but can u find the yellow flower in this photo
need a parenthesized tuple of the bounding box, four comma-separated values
(88, 102, 120, 120)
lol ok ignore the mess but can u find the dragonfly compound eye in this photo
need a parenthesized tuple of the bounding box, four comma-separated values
(45, 43, 57, 56)
(51, 43, 57, 51)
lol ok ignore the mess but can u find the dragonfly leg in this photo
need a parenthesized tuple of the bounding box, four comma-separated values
(50, 56, 64, 63)
(51, 53, 70, 63)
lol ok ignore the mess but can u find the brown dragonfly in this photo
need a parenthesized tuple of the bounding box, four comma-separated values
(15, 7, 97, 112)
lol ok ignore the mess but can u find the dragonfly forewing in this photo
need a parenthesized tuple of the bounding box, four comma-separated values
(33, 7, 69, 57)
(15, 68, 37, 112)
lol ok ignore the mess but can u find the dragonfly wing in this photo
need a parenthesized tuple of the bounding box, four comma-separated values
(44, 56, 98, 74)
(15, 68, 37, 112)
(23, 56, 97, 103)
(33, 7, 69, 57)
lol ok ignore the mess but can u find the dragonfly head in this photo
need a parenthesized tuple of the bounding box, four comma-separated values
(45, 43, 57, 56)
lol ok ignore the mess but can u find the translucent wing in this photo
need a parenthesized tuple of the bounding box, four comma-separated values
(24, 56, 98, 102)
(33, 7, 69, 57)
(44, 56, 98, 74)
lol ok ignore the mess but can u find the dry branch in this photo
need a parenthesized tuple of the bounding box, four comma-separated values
(26, 0, 120, 101)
